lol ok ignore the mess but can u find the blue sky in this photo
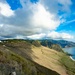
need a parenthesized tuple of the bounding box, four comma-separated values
(0, 0, 75, 41)
(6, 0, 22, 10)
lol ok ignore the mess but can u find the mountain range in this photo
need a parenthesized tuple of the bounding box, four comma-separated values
(40, 39, 75, 48)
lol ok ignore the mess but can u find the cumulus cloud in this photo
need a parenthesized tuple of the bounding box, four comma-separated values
(47, 31, 74, 40)
(31, 4, 60, 30)
(0, 2, 14, 17)
(27, 31, 74, 40)
(57, 0, 72, 12)
(40, 0, 72, 14)
(0, 0, 73, 40)
(27, 33, 46, 39)
(0, 1, 62, 36)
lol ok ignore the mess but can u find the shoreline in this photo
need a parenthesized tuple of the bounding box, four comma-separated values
(70, 56, 75, 61)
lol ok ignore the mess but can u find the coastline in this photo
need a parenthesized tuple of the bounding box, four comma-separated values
(70, 56, 75, 61)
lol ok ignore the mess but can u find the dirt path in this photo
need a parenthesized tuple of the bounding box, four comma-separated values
(31, 46, 68, 75)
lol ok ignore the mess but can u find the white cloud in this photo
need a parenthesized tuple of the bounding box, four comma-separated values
(40, 0, 72, 14)
(31, 4, 61, 30)
(58, 0, 72, 5)
(65, 19, 75, 24)
(0, 2, 14, 17)
(61, 33, 73, 39)
(14, 35, 26, 39)
(47, 31, 74, 40)
(0, 24, 3, 27)
(57, 0, 72, 12)
(26, 31, 74, 40)
(0, 1, 62, 37)
(27, 33, 46, 39)
(0, 0, 73, 41)
(47, 31, 60, 39)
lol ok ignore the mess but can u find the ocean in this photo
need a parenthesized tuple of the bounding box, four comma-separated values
(63, 47, 75, 59)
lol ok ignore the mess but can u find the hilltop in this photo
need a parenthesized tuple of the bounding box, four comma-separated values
(0, 39, 75, 75)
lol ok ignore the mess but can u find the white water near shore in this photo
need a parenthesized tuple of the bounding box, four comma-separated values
(70, 56, 75, 61)
(63, 47, 75, 61)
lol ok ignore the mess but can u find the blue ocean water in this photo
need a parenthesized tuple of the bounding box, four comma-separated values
(63, 47, 75, 59)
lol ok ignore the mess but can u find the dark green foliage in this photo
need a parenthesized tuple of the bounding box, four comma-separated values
(40, 40, 63, 52)
(40, 40, 53, 48)
(50, 44, 63, 52)
(32, 40, 41, 47)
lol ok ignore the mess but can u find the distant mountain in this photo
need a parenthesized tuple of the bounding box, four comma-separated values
(40, 39, 75, 48)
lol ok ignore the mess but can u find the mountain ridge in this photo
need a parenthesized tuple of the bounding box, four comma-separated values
(39, 39, 75, 48)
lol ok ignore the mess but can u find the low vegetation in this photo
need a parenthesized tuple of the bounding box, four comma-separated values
(60, 54, 75, 75)
(0, 40, 60, 75)
(0, 39, 75, 75)
(50, 44, 63, 52)
(0, 49, 38, 75)
(32, 40, 41, 47)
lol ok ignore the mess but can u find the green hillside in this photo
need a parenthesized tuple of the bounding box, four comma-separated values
(0, 39, 75, 75)
(0, 40, 60, 75)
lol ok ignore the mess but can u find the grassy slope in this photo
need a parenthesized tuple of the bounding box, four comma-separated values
(60, 53, 75, 75)
(31, 46, 68, 75)
(0, 39, 75, 75)
(0, 40, 59, 75)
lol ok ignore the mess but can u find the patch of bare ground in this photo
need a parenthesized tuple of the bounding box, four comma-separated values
(31, 46, 68, 75)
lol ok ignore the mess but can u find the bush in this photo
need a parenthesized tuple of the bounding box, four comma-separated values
(50, 44, 63, 52)
(32, 41, 41, 47)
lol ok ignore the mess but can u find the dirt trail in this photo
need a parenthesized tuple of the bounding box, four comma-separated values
(30, 46, 68, 75)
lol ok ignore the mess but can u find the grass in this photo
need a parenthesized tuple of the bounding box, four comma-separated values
(0, 49, 39, 75)
(60, 53, 75, 75)
(0, 41, 60, 75)
(1, 39, 75, 75)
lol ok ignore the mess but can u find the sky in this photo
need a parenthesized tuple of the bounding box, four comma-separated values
(0, 0, 75, 41)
